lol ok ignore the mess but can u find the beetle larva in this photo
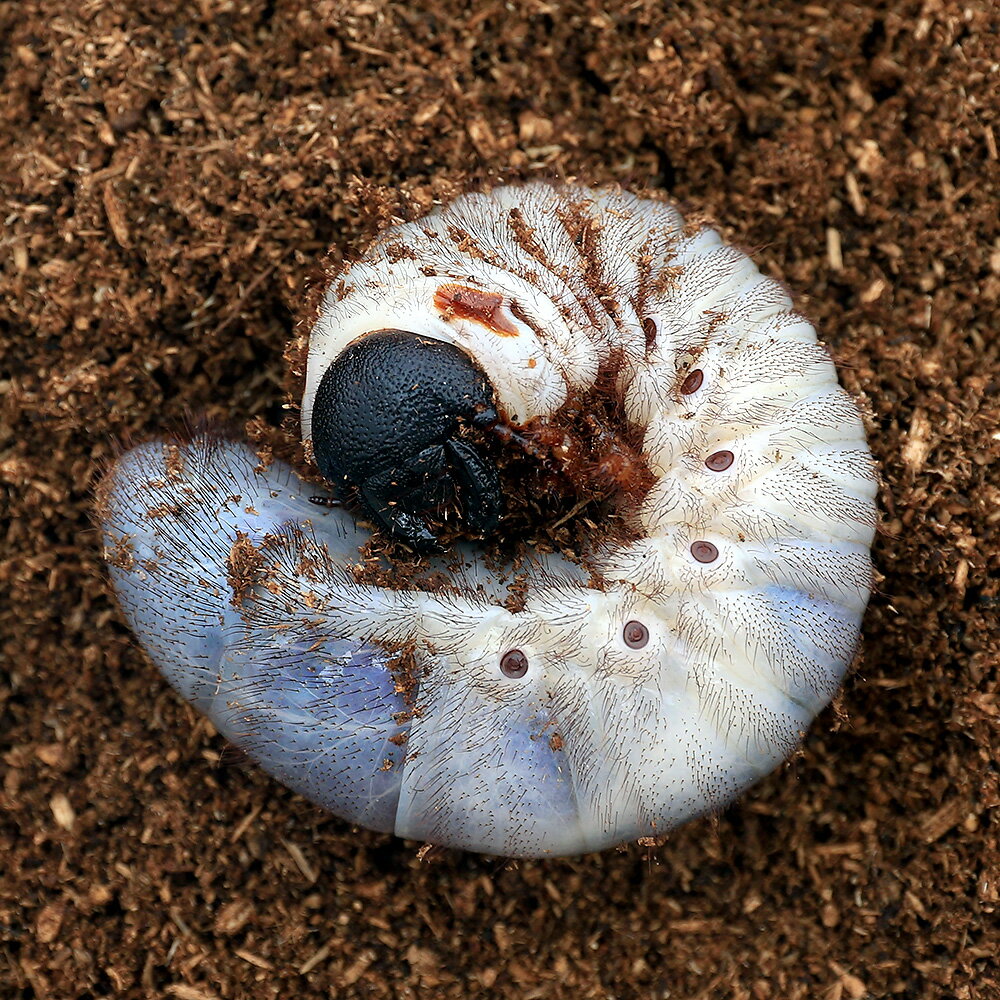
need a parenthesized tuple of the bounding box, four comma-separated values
(101, 182, 878, 857)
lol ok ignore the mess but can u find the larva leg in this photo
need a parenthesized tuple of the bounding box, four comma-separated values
(443, 438, 502, 536)
(358, 464, 443, 554)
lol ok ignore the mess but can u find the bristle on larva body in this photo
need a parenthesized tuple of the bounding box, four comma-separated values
(102, 183, 877, 857)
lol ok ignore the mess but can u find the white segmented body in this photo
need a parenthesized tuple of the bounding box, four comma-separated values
(102, 183, 877, 856)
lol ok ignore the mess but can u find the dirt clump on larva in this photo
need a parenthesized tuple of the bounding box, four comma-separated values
(225, 531, 271, 611)
(2, 1, 998, 998)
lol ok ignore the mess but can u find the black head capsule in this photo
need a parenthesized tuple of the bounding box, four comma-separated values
(310, 329, 503, 552)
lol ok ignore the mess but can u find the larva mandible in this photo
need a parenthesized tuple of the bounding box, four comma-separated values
(101, 182, 878, 857)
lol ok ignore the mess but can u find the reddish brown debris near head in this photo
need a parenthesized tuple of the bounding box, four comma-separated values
(433, 283, 520, 337)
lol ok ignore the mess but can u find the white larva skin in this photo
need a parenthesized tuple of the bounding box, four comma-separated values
(102, 182, 877, 857)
